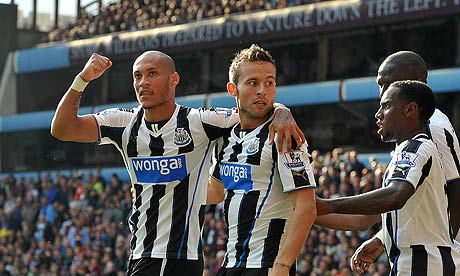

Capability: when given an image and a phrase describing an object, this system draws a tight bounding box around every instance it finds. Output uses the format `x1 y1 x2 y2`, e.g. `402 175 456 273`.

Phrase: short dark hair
389 80 435 123
383 51 428 82
228 44 275 85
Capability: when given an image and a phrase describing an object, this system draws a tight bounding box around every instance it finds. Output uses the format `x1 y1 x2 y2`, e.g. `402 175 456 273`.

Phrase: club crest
246 138 260 155
174 128 192 146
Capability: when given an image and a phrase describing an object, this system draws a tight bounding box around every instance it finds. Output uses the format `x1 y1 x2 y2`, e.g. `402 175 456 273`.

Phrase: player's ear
227 82 238 97
405 102 417 118
171 72 180 86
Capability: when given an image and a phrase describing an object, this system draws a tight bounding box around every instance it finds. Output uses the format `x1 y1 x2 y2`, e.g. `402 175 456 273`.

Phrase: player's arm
314 212 380 231
51 53 112 142
269 188 316 276
317 180 414 215
207 177 224 205
270 104 305 152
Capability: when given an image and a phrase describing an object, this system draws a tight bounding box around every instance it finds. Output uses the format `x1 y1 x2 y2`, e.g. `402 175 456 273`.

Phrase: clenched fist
79 53 113 82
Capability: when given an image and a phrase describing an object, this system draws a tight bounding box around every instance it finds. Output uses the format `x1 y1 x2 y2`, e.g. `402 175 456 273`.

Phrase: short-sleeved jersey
381 133 460 275
92 104 238 260
428 109 460 182
211 115 316 269
428 109 460 243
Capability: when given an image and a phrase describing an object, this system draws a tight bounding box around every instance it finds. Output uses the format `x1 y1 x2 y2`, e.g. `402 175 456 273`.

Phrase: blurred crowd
48 0 323 42
0 148 390 276
0 170 132 276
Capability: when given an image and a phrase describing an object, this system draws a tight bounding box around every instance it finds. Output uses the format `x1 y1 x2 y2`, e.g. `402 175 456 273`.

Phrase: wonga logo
220 163 253 192
132 156 187 183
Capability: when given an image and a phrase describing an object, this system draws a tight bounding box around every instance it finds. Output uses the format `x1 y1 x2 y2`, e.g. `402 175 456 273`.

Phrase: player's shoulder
198 106 238 117
400 133 436 153
96 105 139 115
429 109 453 129
393 135 436 168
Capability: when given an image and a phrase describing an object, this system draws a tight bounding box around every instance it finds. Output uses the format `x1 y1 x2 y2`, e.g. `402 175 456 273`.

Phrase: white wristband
71 75 89 93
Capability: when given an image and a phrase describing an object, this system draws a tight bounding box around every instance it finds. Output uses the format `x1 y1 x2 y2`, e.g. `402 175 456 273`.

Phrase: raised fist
79 53 113 82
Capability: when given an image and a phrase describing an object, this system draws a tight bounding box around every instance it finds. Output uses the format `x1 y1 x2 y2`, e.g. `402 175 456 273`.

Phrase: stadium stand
48 0 322 42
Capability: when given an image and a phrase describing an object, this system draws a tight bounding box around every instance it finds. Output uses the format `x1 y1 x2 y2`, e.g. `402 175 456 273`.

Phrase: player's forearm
315 214 380 231
206 178 224 205
325 183 412 215
275 197 316 266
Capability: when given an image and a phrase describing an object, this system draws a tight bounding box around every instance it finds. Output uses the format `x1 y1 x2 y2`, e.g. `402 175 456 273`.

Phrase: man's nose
256 84 264 94
139 76 149 86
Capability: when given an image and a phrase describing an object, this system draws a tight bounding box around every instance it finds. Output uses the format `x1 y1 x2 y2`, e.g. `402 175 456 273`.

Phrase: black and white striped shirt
428 109 460 244
93 104 238 260
382 133 460 275
211 115 316 268
428 109 460 183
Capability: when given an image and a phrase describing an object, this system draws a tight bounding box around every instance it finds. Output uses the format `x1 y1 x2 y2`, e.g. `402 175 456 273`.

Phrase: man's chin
141 102 156 109
381 134 396 143
254 107 272 117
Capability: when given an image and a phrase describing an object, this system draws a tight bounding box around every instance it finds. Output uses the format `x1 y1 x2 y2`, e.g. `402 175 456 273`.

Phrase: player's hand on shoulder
79 53 113 82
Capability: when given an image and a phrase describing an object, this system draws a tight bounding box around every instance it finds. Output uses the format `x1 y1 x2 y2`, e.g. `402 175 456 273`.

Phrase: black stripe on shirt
410 245 427 275
127 109 144 157
246 123 270 166
149 134 165 156
177 106 194 154
167 175 190 258
100 126 125 150
222 190 234 269
444 129 460 175
234 190 260 267
224 190 235 233
386 212 400 272
212 136 230 181
229 142 243 162
129 183 144 253
416 157 432 190
203 123 233 141
438 246 456 276
261 218 286 265
402 139 423 153
142 184 166 255
197 205 205 256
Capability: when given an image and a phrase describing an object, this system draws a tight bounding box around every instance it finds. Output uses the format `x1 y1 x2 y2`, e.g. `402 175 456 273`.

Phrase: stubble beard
138 77 170 110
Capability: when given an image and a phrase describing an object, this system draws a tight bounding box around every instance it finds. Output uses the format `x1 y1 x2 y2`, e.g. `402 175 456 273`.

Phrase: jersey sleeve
387 139 435 190
199 107 239 141
210 137 224 182
92 107 137 146
429 122 460 182
276 137 316 193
